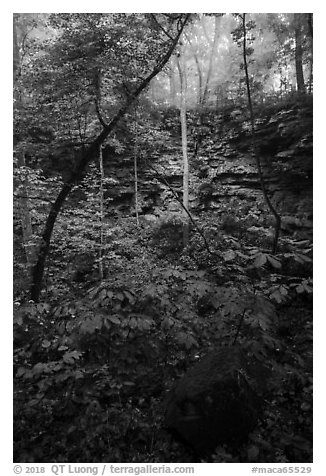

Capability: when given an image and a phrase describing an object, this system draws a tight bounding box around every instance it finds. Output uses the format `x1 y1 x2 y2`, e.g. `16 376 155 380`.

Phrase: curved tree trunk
30 15 190 301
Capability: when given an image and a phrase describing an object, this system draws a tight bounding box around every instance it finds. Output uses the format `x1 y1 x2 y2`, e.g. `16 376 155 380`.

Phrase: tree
98 145 105 281
13 14 35 273
184 31 203 106
176 51 190 246
133 106 140 227
238 13 281 253
25 13 191 302
293 13 305 93
264 13 312 96
200 15 221 107
306 13 313 93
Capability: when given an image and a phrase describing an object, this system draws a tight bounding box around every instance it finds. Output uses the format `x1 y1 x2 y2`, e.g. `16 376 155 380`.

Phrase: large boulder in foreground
164 346 266 455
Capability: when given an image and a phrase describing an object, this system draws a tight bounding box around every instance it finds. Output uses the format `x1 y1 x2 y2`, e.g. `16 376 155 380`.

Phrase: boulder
164 346 264 455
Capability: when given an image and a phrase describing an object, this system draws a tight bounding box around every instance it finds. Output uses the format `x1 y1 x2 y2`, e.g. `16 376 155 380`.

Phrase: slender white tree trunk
176 54 189 246
134 155 139 227
133 108 140 226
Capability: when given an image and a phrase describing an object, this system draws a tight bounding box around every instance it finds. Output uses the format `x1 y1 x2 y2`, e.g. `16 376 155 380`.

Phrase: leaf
33 363 46 375
255 312 271 331
267 255 282 269
270 289 283 303
248 248 260 255
99 289 108 301
236 251 251 260
14 315 23 326
129 317 138 329
63 351 81 364
253 253 267 267
294 253 312 263
56 322 66 335
256 295 275 317
93 314 103 329
16 367 26 378
41 339 51 348
58 345 69 351
108 315 121 325
74 370 84 380
161 317 175 330
302 282 313 293
116 292 125 301
123 290 135 303
176 332 198 349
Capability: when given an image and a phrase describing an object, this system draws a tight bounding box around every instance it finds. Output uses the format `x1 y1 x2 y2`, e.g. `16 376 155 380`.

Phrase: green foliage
14 237 312 462
14 13 312 463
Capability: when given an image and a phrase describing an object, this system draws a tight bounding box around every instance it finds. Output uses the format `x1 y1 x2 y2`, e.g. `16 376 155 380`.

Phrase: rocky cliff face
101 98 313 236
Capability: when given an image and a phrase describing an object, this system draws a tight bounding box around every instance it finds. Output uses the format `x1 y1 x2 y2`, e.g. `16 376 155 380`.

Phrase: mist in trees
13 12 313 465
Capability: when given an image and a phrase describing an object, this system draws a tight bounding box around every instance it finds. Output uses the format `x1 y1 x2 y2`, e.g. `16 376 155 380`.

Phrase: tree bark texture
294 14 305 93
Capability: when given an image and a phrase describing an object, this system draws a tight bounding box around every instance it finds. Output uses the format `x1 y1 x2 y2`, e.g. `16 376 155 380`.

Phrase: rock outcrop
164 346 267 456
99 99 312 239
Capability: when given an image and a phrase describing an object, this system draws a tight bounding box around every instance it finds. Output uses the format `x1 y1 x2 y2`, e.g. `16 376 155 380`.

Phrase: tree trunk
14 14 35 274
294 13 305 93
306 14 313 94
241 13 281 254
189 17 220 157
201 16 220 106
176 55 189 247
185 34 204 156
98 145 105 281
13 14 20 79
185 32 203 106
30 15 190 301
169 69 176 106
134 108 140 227
17 154 35 272
150 77 156 102
307 13 313 38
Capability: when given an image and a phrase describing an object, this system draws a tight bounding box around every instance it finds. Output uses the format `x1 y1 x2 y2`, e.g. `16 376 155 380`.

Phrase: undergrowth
14 212 312 463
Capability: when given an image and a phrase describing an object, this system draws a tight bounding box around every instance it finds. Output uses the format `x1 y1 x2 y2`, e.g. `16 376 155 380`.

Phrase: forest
13 13 313 463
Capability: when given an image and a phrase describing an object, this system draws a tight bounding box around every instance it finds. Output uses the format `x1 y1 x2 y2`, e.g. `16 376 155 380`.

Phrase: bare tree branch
143 158 221 259
149 14 174 41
